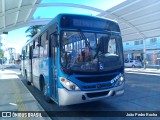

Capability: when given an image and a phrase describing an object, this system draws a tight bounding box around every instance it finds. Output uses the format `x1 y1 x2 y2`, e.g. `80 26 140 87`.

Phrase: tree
0 49 4 58
25 25 43 38
0 49 4 64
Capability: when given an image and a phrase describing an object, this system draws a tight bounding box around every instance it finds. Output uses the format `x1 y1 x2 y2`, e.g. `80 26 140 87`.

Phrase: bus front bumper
58 83 124 106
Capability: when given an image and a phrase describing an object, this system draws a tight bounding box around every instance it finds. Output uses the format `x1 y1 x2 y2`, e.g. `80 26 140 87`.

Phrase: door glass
50 33 58 100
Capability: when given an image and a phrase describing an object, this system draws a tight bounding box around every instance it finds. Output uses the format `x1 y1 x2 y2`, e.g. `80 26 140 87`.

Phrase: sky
4 0 126 54
5 27 28 53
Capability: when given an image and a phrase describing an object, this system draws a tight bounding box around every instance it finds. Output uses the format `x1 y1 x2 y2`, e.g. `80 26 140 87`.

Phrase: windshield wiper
78 30 91 49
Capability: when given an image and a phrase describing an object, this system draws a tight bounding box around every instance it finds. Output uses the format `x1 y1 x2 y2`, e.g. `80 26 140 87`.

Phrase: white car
124 60 142 68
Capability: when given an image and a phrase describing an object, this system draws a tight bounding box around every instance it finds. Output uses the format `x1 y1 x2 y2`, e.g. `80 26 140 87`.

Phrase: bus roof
23 14 120 49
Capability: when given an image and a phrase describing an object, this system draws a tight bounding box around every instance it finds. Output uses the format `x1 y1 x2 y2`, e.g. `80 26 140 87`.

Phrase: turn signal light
60 78 65 82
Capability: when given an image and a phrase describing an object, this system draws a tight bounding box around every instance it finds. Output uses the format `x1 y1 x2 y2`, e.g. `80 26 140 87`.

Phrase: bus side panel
39 58 51 97
32 58 40 90
24 59 31 82
21 59 25 77
32 57 50 95
48 57 53 99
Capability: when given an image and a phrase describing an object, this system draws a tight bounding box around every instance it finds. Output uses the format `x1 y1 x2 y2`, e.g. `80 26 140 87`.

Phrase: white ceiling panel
122 2 160 21
137 21 160 32
101 14 117 21
0 0 42 34
119 23 130 29
0 1 2 13
121 28 136 36
21 0 34 6
99 0 160 41
5 0 19 11
111 0 159 16
122 33 143 41
129 12 160 26
5 12 17 26
0 17 4 28
142 29 160 38
17 9 31 23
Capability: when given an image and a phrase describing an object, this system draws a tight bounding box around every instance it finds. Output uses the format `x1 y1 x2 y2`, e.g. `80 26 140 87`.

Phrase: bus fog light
60 77 80 91
70 85 79 90
116 90 124 95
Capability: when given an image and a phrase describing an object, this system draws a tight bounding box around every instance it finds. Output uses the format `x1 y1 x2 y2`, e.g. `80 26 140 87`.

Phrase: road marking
12 79 30 120
126 71 160 76
9 103 17 106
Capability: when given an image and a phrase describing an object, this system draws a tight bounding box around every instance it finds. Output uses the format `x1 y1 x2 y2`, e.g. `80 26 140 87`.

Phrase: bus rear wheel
41 78 51 103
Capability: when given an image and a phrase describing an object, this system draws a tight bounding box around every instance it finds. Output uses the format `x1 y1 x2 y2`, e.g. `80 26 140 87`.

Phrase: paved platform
0 69 51 120
125 68 160 76
125 68 160 72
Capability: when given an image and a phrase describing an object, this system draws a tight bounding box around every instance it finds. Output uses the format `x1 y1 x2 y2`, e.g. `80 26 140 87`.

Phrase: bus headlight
60 77 80 91
115 75 125 87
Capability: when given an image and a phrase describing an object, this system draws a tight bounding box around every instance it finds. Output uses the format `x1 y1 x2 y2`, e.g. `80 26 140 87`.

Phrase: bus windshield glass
60 31 123 73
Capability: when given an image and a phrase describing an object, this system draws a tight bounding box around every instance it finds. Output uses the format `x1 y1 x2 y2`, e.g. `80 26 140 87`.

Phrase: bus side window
22 49 25 60
26 45 29 60
33 41 35 49
40 32 48 58
33 38 39 58
29 42 33 59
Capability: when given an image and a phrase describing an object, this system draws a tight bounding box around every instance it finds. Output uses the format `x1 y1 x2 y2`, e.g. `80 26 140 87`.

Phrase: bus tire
25 70 31 85
41 77 51 103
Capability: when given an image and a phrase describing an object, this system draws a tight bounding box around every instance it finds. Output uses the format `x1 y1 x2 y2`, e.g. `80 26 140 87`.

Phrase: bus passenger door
21 49 25 76
50 33 58 100
29 46 33 83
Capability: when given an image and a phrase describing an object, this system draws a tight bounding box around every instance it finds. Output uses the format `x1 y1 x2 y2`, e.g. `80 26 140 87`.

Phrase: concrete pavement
0 69 51 120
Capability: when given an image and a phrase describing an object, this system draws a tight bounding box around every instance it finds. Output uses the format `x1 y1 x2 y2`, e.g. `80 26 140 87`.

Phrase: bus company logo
2 112 11 117
96 84 102 89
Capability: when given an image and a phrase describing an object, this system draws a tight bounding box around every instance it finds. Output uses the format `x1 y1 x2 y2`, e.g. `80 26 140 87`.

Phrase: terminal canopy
0 0 160 41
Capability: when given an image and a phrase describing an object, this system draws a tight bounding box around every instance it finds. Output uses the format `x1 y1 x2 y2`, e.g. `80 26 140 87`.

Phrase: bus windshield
60 31 123 73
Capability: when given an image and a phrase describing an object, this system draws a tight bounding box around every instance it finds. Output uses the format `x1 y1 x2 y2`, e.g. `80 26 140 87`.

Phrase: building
0 34 6 64
123 37 160 67
5 47 16 63
0 34 6 50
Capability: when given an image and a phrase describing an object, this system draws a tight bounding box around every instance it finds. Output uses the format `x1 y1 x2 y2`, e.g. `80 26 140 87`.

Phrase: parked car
124 60 142 68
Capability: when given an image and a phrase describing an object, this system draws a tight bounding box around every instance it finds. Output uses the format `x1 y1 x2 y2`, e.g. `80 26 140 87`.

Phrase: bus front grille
86 91 109 98
83 83 112 90
76 74 116 83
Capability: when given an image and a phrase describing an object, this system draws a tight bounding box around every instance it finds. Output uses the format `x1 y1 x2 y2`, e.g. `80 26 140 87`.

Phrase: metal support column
143 39 146 69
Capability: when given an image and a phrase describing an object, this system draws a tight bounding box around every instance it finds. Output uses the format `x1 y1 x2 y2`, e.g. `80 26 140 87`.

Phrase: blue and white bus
21 14 125 106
